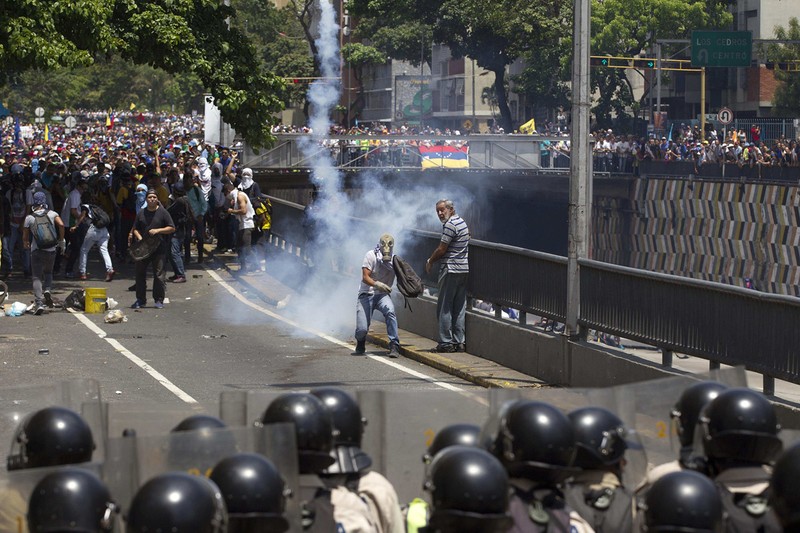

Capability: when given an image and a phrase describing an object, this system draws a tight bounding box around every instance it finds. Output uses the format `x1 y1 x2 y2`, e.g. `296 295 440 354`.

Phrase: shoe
154 301 164 309
387 343 401 358
127 284 137 291
43 291 54 308
432 344 456 353
79 273 88 281
33 305 45 316
105 270 115 282
168 274 178 281
456 343 466 352
131 300 145 309
353 339 366 355
171 276 186 283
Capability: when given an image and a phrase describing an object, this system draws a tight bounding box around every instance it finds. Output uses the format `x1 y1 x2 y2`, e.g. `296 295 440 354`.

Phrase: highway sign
34 107 45 117
718 107 734 125
691 31 752 67
65 116 77 128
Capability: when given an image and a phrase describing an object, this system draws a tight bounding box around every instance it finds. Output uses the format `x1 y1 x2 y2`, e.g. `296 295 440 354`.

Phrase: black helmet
643 470 722 532
7 406 95 471
771 443 800 529
568 406 630 469
424 446 512 533
126 472 227 533
172 414 227 433
169 414 238 469
671 381 728 448
260 392 335 474
210 453 290 533
28 467 118 532
484 400 576 483
700 388 782 466
310 387 372 474
423 423 482 464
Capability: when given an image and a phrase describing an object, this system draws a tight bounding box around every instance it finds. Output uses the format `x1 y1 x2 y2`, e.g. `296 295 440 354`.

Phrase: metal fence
268 196 800 394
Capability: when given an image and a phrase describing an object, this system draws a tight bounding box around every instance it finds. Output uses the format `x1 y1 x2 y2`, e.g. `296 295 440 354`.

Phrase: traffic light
634 58 655 69
590 56 610 67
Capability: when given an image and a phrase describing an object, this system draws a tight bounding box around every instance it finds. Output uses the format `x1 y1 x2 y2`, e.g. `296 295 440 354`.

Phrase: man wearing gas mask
354 233 400 357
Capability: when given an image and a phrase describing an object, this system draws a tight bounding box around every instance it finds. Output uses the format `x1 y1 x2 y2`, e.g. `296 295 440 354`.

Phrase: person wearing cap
22 192 65 314
130 188 175 309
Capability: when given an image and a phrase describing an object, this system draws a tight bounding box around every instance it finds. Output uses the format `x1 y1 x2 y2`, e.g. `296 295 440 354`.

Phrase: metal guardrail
268 196 798 393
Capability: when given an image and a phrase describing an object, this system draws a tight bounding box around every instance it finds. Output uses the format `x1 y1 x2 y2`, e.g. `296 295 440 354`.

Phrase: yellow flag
44 123 49 142
519 118 537 134
106 114 111 127
130 102 136 110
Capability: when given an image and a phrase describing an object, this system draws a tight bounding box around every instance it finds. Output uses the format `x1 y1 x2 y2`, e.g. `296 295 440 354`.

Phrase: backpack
392 255 424 298
89 204 110 229
31 212 59 249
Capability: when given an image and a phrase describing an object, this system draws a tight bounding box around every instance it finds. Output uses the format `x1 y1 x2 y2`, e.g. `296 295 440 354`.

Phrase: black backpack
89 204 111 228
392 255 424 300
31 212 59 249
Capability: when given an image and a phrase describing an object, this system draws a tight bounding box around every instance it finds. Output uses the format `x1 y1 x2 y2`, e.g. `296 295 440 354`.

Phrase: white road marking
205 267 474 395
71 311 198 404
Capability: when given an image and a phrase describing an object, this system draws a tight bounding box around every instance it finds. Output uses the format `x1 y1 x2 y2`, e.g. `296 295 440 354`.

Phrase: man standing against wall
425 199 470 353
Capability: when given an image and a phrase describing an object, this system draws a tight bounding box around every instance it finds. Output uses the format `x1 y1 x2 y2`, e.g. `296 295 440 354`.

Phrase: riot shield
104 422 299 532
0 379 105 467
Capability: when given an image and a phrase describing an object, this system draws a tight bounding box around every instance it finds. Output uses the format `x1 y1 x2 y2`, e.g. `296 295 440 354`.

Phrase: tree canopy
766 18 800 116
0 0 286 148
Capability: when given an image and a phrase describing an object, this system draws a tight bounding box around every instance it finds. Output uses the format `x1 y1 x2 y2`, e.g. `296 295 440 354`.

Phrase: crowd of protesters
0 114 272 287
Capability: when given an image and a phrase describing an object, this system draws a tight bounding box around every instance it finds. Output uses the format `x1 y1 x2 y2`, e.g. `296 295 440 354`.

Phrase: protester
130 189 175 309
22 191 65 314
354 234 400 357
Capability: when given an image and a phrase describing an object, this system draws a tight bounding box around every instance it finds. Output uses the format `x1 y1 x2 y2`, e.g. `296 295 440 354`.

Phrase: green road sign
691 31 752 67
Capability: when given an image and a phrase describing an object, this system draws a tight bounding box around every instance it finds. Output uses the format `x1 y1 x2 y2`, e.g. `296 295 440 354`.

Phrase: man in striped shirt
425 199 470 353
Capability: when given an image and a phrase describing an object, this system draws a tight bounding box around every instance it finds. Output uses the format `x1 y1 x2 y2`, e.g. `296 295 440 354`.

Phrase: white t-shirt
61 188 82 226
359 250 396 295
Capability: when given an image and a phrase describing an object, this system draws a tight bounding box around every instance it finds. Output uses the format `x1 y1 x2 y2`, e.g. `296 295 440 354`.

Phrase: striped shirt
441 214 469 273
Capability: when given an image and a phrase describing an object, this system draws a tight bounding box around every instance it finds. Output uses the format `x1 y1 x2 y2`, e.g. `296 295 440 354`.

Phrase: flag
44 123 49 142
667 123 673 142
106 109 114 130
130 102 136 110
418 144 470 169
519 118 537 134
13 117 20 146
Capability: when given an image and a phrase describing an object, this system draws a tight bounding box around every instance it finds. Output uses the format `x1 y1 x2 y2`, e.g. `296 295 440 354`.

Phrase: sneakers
168 274 178 281
131 300 145 309
456 343 466 352
154 301 164 309
353 339 366 355
105 270 115 282
387 343 401 358
171 276 186 283
33 305 45 316
79 273 88 281
432 343 456 353
43 291 54 308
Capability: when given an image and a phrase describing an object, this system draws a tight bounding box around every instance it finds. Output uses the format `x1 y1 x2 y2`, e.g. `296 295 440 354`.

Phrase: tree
341 43 387 125
767 18 800 116
0 0 286 148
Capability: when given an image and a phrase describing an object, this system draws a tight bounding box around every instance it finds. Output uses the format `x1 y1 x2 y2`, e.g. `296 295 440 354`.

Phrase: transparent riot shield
0 462 111 533
103 401 217 438
0 379 105 467
104 422 299 532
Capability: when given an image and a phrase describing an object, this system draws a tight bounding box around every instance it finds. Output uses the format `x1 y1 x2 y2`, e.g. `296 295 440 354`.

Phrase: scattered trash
115 390 122 395
201 334 228 339
192 274 203 279
185 297 192 300
5 302 27 317
38 349 49 355
64 289 85 311
104 310 128 323
106 297 119 310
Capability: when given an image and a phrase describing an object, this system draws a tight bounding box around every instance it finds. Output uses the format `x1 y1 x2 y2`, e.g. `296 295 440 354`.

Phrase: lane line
205 267 470 394
71 311 198 404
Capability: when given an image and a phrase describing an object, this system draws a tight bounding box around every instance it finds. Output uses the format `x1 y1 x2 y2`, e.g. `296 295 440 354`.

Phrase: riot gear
568 406 629 469
423 423 481 464
643 470 722 532
700 387 782 466
310 387 372 474
169 413 238 471
770 443 800 530
125 472 227 533
210 452 290 533
484 400 577 483
7 406 95 471
260 392 335 474
27 467 118 532
424 445 512 533
172 414 227 433
671 380 727 449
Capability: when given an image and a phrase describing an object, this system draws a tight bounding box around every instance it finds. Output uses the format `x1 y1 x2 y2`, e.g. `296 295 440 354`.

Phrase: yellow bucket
84 288 107 314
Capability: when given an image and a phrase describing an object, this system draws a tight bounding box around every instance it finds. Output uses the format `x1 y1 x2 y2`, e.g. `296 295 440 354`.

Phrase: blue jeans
437 271 468 346
169 232 185 277
355 293 399 346
2 224 30 273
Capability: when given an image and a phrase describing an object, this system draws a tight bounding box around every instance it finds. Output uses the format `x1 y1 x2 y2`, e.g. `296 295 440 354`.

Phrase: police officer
27 467 118 532
210 452 291 533
700 387 783 532
422 446 512 533
261 391 375 532
770 443 800 532
125 471 227 532
422 423 482 465
168 413 238 476
642 470 723 532
311 386 405 533
482 399 595 532
564 406 636 532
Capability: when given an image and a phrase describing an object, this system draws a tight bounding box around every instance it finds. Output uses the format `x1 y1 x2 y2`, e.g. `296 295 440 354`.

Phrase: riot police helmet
483 399 577 483
7 406 95 471
172 414 227 433
310 387 372 474
770 443 800 530
671 381 728 448
28 467 118 532
568 406 630 469
424 446 512 533
260 392 335 474
125 472 227 533
423 423 482 464
643 470 722 532
700 387 782 466
210 452 290 533
168 413 238 468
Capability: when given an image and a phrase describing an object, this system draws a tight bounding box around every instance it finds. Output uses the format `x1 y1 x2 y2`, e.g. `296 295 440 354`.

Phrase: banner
419 144 469 169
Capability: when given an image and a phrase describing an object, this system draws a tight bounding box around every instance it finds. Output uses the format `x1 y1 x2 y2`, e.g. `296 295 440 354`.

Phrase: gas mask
379 233 395 261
